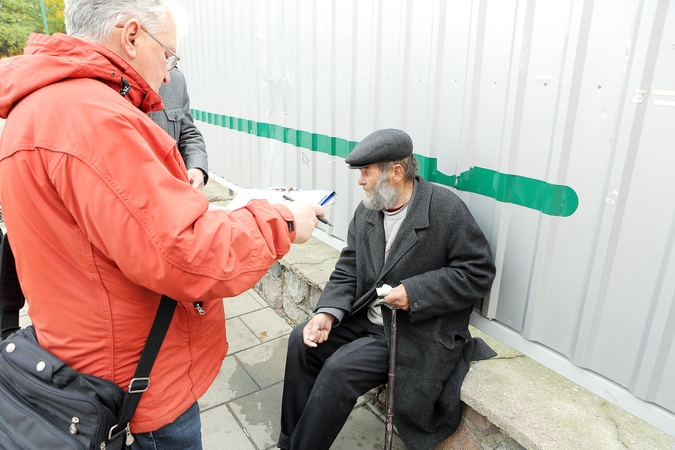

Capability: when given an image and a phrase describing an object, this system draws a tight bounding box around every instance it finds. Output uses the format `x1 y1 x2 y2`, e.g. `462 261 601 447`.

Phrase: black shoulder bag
0 229 177 450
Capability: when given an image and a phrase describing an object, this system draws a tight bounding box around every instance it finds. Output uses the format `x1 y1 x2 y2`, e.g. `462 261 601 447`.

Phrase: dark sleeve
402 194 496 323
176 74 209 184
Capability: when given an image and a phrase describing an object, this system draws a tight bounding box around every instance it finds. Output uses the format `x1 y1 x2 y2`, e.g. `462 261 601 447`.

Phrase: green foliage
45 0 66 35
0 0 65 57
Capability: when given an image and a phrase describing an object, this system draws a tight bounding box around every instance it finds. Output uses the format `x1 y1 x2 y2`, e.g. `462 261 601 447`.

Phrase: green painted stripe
193 110 579 217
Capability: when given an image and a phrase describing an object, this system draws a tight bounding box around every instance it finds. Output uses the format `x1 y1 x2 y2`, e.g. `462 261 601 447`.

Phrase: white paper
225 187 336 212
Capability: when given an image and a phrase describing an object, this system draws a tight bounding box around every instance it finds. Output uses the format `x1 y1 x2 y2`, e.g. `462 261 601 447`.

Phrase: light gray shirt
367 202 410 325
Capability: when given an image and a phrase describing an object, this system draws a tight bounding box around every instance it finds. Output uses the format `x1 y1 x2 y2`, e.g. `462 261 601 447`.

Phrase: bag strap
0 231 25 340
107 294 177 447
118 295 176 425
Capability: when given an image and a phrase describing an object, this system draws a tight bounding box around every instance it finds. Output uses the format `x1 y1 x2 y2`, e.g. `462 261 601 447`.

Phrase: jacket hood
0 33 163 119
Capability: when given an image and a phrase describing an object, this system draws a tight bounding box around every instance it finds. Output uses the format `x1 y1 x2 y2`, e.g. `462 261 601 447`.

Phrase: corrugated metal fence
176 0 675 435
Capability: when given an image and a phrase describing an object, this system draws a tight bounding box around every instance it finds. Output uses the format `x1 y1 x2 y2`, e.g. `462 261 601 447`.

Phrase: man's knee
316 353 348 384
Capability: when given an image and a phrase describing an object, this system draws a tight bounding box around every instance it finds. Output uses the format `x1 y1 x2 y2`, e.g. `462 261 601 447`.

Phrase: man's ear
119 19 142 60
392 164 405 183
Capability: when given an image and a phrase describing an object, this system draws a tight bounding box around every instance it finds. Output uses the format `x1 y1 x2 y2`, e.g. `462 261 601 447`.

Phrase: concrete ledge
253 237 675 450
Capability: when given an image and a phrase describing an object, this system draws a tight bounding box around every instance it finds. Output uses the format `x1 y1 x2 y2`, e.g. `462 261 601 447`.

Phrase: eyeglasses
116 24 180 71
140 26 180 71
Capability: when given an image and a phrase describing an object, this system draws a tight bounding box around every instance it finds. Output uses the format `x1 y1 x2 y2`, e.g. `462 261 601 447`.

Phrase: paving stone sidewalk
199 289 405 450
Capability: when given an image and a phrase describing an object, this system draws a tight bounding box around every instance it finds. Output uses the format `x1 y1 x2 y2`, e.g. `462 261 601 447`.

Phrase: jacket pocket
438 331 468 351
164 107 185 140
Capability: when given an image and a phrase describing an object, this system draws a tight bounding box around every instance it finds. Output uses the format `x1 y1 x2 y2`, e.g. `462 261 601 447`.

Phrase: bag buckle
107 423 133 449
128 377 150 393
108 424 120 441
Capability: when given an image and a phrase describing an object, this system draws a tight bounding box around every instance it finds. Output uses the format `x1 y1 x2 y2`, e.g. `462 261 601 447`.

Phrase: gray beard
363 176 399 211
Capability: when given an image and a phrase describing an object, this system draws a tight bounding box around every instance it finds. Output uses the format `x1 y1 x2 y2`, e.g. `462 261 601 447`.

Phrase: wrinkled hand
382 284 410 311
187 168 205 190
285 201 325 244
302 313 336 347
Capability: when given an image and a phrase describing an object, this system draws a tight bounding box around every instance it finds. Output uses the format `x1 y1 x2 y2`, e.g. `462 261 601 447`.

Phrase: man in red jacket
0 0 322 448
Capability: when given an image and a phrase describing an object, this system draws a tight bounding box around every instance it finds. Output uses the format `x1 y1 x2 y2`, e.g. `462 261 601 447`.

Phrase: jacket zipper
193 302 205 315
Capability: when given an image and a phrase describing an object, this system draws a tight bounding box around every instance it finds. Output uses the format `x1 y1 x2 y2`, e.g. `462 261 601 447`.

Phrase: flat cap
345 129 413 169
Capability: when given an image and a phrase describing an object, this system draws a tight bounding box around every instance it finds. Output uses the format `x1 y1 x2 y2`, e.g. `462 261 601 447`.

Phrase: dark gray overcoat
315 177 496 450
148 68 209 181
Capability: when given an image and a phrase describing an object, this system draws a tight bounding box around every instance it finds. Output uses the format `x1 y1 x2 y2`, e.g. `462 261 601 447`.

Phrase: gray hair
378 156 419 182
65 0 189 44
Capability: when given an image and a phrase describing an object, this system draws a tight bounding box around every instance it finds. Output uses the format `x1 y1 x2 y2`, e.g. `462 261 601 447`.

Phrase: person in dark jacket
278 128 497 450
149 68 208 189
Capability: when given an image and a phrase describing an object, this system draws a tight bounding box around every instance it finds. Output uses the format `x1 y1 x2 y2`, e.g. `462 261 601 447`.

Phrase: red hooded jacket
0 33 295 433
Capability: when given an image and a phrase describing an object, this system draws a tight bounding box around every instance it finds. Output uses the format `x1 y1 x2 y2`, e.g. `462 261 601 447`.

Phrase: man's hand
302 313 336 347
285 201 325 244
383 284 410 310
187 168 205 190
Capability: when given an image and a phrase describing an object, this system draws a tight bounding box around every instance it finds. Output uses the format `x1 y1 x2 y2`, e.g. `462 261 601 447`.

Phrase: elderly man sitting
278 128 497 450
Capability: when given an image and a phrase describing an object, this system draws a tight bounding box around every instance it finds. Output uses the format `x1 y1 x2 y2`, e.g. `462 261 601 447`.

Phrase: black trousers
278 310 390 450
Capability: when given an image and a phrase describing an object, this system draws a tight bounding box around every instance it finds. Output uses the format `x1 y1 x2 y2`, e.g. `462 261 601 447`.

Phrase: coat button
414 303 419 308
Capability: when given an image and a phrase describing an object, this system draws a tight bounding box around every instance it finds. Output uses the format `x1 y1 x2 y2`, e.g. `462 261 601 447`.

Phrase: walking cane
376 285 399 450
